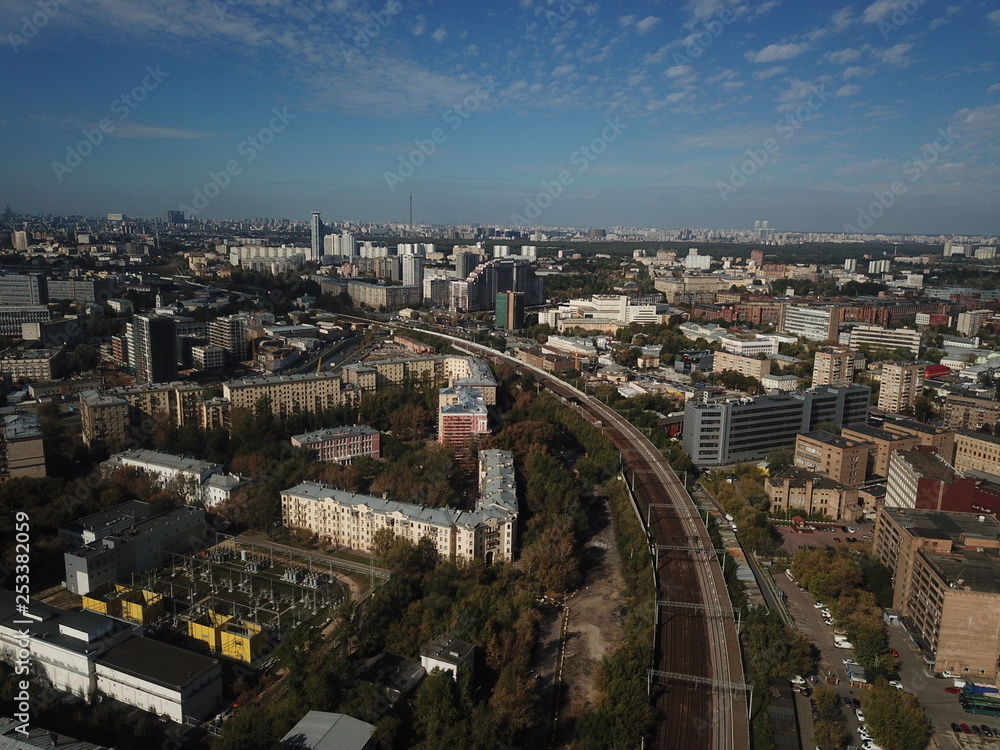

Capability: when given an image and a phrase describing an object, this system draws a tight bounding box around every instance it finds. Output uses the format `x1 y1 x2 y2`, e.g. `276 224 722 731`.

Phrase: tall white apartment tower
402 255 424 289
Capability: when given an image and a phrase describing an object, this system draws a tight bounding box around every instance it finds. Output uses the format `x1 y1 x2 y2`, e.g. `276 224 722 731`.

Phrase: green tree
864 683 929 750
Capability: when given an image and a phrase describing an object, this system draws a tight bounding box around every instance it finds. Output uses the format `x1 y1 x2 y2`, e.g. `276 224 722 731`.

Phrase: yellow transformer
220 619 268 663
187 610 231 652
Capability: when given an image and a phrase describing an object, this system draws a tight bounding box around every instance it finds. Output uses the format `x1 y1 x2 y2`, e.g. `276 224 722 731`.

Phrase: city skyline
3 0 999 234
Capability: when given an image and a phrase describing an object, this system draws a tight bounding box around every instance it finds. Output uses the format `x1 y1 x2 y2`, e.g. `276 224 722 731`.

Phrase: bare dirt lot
551 495 628 746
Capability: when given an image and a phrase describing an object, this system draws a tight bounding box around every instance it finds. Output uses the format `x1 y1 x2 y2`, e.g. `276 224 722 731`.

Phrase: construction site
82 536 387 664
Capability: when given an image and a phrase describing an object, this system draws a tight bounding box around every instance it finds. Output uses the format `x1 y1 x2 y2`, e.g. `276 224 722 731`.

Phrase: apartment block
712 350 770 382
840 424 920 477
282 449 517 564
883 448 1000 515
812 348 858 387
80 391 130 447
346 280 421 311
848 325 922 356
290 425 381 463
793 431 870 487
873 507 1000 682
943 394 1000 432
223 371 350 417
0 413 45 480
780 305 840 343
765 466 860 520
878 363 925 414
882 418 955 458
952 429 1000 478
0 347 65 382
438 387 490 446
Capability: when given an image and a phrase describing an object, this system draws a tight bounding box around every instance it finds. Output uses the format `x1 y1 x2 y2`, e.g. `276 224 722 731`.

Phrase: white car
790 675 806 685
889 680 903 690
862 742 882 750
942 671 959 679
855 708 865 723
843 658 859 666
859 727 873 741
814 602 826 609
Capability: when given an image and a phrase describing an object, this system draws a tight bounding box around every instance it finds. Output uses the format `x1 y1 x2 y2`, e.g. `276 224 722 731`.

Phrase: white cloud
635 16 662 35
753 66 786 80
843 66 873 80
861 0 897 24
466 44 478 55
552 64 576 77
874 43 914 67
989 10 1000 24
722 81 744 91
431 27 447 42
107 123 215 139
665 64 694 78
829 6 855 31
835 84 861 98
411 15 426 36
989 84 1000 94
825 48 862 64
745 43 809 64
619 15 636 27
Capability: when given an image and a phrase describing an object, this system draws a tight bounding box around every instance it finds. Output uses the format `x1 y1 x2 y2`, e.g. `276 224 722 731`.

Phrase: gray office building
682 385 870 467
0 273 46 307
63 505 207 595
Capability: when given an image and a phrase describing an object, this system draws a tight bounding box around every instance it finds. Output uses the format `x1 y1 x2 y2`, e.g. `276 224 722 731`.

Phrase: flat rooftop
883 506 1000 542
97 636 219 690
894 449 960 483
799 430 868 449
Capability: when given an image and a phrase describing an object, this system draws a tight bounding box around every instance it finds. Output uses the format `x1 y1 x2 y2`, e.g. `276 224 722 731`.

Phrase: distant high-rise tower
167 210 185 226
495 290 525 330
402 255 424 289
310 212 324 261
131 314 177 384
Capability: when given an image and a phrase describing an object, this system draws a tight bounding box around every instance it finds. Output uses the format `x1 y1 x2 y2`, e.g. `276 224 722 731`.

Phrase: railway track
383 328 749 750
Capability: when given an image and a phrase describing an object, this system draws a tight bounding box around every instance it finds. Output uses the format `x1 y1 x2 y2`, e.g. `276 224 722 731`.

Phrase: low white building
0 595 134 700
101 449 249 508
420 634 475 679
95 637 223 723
719 334 781 357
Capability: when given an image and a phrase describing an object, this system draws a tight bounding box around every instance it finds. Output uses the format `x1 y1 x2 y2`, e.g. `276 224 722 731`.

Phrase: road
405 328 750 750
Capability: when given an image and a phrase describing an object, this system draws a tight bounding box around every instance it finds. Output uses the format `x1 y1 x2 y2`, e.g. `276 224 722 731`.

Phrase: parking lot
774 571 1000 749
774 520 874 554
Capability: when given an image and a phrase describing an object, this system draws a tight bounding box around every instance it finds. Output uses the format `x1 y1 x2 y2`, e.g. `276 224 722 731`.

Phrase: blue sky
2 0 999 234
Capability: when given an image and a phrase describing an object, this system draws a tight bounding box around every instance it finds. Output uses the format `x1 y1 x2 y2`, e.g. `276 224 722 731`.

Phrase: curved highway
374 324 749 750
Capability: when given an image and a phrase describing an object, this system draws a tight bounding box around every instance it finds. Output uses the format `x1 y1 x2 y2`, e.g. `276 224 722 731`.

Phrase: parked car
945 687 963 694
961 723 973 734
981 725 994 737
889 648 899 657
843 658 859 666
952 723 962 733
842 696 853 708
790 675 806 685
889 681 903 690
855 708 865 723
